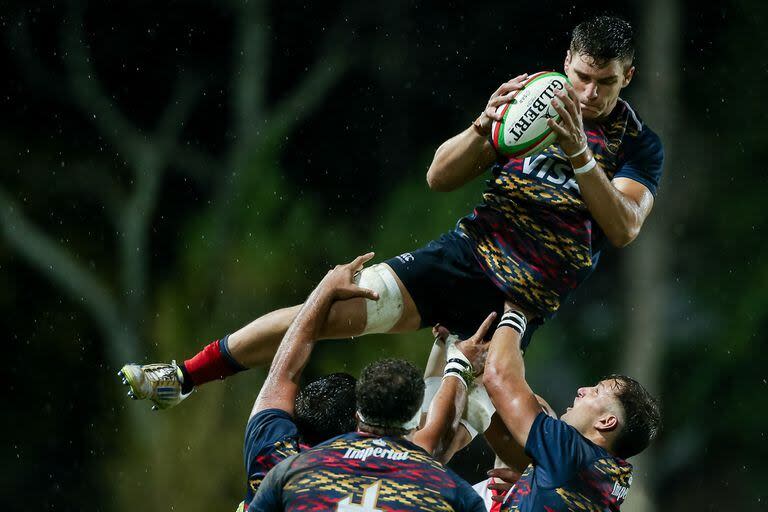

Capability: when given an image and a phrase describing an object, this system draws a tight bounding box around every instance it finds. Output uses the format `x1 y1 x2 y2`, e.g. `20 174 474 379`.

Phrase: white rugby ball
491 71 569 158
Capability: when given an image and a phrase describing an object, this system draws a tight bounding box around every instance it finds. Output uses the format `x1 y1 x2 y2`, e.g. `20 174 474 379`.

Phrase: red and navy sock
179 335 247 393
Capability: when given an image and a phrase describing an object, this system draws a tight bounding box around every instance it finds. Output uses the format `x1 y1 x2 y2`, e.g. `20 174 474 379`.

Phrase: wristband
444 343 474 389
498 310 527 335
573 156 597 175
566 144 588 159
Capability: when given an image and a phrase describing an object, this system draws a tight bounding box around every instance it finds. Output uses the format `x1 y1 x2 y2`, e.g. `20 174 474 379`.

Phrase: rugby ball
491 71 570 158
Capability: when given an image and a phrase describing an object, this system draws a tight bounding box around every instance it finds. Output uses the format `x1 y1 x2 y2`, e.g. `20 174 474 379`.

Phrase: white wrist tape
498 310 527 335
566 144 588 159
573 156 597 175
464 383 495 435
459 418 478 441
421 377 442 414
444 334 473 388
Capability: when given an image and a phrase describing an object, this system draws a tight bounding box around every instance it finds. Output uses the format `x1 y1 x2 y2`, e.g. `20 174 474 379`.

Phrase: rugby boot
118 361 192 410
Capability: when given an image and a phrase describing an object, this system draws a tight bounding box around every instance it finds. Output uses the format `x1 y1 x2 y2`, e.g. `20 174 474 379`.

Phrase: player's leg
119 262 422 409
227 262 420 367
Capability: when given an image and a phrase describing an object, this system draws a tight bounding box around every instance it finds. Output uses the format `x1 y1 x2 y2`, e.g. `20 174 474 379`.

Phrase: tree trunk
622 1 681 511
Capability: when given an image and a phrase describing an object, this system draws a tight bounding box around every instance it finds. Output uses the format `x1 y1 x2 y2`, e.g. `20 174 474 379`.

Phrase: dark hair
356 358 425 434
607 375 661 459
294 372 357 446
570 16 635 68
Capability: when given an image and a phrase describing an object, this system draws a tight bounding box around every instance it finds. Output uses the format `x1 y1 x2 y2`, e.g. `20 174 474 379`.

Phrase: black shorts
385 231 541 350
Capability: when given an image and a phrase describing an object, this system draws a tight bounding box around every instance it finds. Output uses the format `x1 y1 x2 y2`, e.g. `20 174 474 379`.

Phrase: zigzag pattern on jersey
248 438 304 493
580 457 633 504
459 101 636 316
500 465 534 511
283 471 455 511
295 441 452 488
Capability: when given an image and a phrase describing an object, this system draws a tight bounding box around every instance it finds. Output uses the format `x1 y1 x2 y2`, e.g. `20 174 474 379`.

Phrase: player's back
250 431 485 511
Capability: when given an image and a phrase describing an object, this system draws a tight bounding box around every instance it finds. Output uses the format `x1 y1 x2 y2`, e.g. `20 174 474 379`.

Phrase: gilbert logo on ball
491 71 570 158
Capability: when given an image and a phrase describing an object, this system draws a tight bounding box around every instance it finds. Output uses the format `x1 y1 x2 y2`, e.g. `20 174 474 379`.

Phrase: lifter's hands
547 83 589 157
476 74 530 135
318 252 380 302
454 312 497 375
486 468 522 502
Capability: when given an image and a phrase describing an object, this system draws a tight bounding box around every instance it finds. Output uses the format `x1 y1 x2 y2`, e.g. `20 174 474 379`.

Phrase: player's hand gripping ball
491 71 570 158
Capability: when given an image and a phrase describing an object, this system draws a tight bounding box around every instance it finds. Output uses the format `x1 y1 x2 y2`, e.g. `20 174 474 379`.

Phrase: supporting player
249 357 487 511
120 16 664 425
236 253 379 510
482 304 661 509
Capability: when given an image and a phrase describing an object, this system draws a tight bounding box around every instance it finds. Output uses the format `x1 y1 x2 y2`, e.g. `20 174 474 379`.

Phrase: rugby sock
181 335 247 391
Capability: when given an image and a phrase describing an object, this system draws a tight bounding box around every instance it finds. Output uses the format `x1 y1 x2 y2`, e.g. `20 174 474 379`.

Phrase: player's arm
425 75 528 192
548 83 655 248
413 313 496 462
250 253 379 418
248 454 297 511
485 393 557 472
482 304 542 448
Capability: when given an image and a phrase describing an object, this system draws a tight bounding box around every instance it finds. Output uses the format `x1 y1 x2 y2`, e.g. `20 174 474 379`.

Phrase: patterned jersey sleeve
613 124 664 196
248 453 298 512
243 408 300 487
524 413 593 488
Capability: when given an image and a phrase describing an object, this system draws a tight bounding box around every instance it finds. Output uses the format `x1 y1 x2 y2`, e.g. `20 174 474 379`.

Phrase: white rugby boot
118 361 192 410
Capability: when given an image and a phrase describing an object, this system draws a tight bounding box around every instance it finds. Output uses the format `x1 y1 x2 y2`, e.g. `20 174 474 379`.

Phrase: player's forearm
254 288 333 410
413 376 467 462
574 162 643 248
426 127 493 191
269 288 333 380
483 322 538 447
484 326 528 399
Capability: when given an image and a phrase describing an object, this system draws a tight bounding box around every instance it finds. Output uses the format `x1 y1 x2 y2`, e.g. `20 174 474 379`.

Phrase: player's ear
564 50 572 73
594 413 619 433
622 65 635 88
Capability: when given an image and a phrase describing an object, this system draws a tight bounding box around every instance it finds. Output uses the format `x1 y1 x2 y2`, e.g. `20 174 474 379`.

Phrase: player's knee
354 264 404 334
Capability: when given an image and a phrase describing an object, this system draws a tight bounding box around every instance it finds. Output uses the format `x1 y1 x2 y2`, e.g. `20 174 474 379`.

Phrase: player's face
560 379 622 432
563 51 635 121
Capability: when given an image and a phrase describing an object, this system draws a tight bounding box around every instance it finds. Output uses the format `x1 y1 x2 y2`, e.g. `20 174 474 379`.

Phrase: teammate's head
560 375 660 459
294 372 358 446
356 358 425 436
564 15 636 120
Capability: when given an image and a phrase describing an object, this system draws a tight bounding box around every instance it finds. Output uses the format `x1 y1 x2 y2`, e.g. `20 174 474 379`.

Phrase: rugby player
120 16 664 437
482 304 661 510
249 357 487 511
237 253 378 509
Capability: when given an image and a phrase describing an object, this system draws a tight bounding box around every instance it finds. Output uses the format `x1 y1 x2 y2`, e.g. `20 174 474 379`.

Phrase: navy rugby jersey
457 98 664 316
241 408 307 511
501 413 633 511
250 431 486 511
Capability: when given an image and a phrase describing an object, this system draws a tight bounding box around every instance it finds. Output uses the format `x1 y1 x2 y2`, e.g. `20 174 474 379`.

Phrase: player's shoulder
615 99 664 150
246 408 298 439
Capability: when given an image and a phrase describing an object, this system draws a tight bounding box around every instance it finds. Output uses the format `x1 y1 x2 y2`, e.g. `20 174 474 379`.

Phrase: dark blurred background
4 0 766 510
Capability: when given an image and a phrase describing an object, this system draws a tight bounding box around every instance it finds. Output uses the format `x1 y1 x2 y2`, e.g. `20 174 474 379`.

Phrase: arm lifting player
482 303 661 509
238 254 377 509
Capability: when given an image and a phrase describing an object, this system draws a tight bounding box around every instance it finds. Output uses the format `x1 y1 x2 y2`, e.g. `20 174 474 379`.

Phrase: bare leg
227 263 421 368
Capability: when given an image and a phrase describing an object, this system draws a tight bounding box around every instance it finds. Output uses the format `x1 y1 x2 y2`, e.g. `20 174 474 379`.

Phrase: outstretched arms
482 304 542 448
413 312 496 462
250 253 379 419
